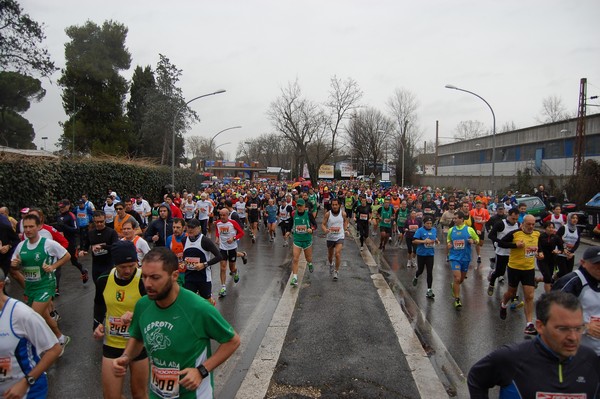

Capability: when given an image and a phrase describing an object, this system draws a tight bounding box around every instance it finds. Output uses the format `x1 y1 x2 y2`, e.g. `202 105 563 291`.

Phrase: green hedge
0 155 196 222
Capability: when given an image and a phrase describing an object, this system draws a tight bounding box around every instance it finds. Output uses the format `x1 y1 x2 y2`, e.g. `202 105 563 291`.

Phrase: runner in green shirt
290 199 317 286
112 247 240 399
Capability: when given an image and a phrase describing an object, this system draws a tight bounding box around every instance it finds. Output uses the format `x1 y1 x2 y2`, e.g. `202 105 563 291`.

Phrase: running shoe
283 240 288 247
290 276 298 287
412 258 417 267
426 289 435 299
500 305 507 320
251 235 256 244
360 246 363 252
329 263 334 275
477 256 481 264
81 269 89 284
333 270 339 280
524 324 538 336
270 237 274 242
412 276 418 287
219 286 227 298
510 297 524 310
241 252 248 264
233 271 240 283
59 335 71 357
406 261 412 268
308 262 314 273
498 276 505 283
54 288 60 297
487 284 494 296
454 298 462 309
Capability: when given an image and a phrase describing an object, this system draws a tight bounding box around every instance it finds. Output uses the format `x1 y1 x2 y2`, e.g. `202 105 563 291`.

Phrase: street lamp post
445 84 496 195
171 89 226 189
208 126 242 163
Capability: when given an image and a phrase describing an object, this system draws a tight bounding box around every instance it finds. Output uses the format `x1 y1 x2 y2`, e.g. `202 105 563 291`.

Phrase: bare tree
499 121 518 133
345 108 394 175
453 120 486 141
237 133 295 169
267 76 361 185
536 95 572 123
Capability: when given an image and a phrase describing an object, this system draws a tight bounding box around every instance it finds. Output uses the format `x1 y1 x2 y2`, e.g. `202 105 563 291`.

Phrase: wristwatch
25 374 36 386
196 364 209 379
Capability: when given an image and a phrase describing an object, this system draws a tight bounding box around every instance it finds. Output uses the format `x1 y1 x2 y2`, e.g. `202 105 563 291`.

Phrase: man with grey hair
553 246 600 356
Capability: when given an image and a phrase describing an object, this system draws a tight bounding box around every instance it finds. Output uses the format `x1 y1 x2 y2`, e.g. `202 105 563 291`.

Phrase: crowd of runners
1 179 598 398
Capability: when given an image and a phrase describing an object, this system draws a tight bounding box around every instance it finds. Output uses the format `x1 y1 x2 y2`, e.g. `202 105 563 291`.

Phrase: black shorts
477 230 485 241
248 213 259 224
103 345 147 361
326 239 344 248
507 267 535 288
280 220 292 234
184 279 212 299
380 227 392 235
219 249 237 263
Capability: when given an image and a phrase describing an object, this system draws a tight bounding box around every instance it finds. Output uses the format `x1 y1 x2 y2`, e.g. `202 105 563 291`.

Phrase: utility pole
573 78 587 175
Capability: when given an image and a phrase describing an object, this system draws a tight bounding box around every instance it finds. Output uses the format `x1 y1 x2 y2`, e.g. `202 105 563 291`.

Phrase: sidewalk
236 228 448 399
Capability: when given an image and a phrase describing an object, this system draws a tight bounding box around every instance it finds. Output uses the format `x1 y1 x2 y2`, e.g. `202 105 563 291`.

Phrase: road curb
234 258 306 399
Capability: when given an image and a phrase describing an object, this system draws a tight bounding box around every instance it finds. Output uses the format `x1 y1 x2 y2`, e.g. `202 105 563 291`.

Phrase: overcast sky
20 0 600 157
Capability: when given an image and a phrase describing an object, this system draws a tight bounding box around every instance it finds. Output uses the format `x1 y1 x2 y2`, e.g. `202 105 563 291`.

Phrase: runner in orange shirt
470 200 490 264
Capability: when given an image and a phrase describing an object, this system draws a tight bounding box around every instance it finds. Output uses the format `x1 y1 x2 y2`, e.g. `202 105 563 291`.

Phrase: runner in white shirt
121 221 151 265
196 193 214 236
321 198 348 280
214 208 245 298
0 270 61 398
234 197 247 230
132 194 151 229
181 194 197 222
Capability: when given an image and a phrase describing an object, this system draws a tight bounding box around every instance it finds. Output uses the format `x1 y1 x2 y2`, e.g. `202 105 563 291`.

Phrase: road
4 222 592 398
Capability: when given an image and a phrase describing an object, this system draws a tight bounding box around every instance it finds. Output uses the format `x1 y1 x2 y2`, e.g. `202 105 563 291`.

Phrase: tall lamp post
171 89 226 189
445 84 496 194
208 126 242 162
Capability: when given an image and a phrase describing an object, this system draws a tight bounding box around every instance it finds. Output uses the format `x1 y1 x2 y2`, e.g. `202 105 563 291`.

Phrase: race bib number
329 226 341 233
0 356 12 382
77 212 87 219
295 225 307 234
219 227 231 235
92 243 108 256
424 241 435 248
409 224 418 231
474 216 483 223
184 257 202 270
279 212 287 218
453 240 465 250
151 364 180 398
250 203 258 209
23 266 41 282
525 247 538 258
535 393 586 399
424 208 432 213
383 218 391 224
108 316 129 338
359 214 368 220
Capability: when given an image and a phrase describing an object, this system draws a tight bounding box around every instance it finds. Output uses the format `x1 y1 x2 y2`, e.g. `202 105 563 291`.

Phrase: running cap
57 199 70 207
20 207 30 214
77 198 85 204
582 246 600 264
296 198 306 206
111 240 137 265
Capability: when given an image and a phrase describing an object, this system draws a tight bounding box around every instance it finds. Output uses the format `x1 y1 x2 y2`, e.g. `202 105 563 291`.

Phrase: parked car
516 195 548 224
584 192 600 234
